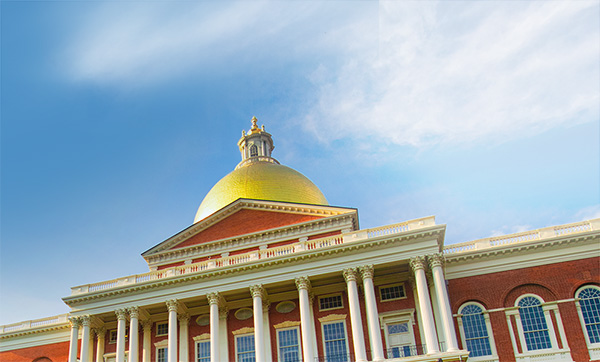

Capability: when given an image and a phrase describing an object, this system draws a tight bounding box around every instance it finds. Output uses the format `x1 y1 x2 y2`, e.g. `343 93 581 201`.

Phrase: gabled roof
142 199 358 260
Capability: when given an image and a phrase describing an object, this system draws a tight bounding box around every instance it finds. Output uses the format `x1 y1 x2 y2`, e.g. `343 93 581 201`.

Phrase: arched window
518 296 552 351
250 145 258 157
576 285 600 345
458 303 496 359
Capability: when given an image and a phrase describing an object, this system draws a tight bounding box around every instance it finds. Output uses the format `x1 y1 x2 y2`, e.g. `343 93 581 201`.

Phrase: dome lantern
237 116 277 169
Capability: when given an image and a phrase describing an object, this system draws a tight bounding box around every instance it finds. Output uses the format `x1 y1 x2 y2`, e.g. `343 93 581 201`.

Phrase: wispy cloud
304 1 599 148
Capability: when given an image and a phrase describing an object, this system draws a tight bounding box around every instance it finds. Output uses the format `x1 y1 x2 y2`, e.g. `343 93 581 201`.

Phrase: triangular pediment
141 199 357 261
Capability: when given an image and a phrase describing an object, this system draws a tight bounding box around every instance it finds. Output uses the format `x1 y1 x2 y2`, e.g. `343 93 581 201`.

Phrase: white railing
70 216 437 296
0 314 69 334
444 218 599 255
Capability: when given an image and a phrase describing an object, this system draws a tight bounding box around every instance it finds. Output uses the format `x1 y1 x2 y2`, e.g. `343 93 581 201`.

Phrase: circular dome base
194 161 328 222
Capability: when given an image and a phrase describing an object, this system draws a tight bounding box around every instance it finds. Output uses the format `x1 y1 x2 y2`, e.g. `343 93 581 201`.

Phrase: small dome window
250 145 258 157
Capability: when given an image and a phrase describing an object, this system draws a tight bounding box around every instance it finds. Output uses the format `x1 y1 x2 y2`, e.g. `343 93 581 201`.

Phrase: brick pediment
173 209 323 249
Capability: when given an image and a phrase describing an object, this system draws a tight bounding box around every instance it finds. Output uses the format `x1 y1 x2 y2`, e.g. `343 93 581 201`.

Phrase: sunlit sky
1 1 598 325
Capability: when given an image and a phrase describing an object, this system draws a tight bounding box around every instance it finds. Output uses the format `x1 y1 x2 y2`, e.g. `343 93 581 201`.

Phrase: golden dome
194 161 328 222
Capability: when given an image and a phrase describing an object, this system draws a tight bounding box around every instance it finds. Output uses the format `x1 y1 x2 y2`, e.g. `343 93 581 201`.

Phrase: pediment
141 199 357 259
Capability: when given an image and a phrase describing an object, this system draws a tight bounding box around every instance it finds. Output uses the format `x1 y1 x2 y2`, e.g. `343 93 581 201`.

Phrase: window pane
578 287 600 343
278 328 300 362
380 285 405 301
236 335 255 362
197 341 210 362
323 322 348 362
319 295 343 310
460 304 492 357
158 348 167 362
518 297 552 351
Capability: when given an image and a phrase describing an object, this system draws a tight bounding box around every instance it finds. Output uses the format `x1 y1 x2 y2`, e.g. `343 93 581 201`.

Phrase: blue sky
1 1 598 325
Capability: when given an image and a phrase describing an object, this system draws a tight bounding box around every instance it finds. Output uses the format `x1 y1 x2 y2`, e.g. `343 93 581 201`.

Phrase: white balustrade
65 215 451 297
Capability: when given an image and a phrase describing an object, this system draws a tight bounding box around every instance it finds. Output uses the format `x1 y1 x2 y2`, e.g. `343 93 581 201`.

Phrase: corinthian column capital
207 292 221 306
178 313 190 325
165 299 179 312
249 284 265 299
343 268 358 283
359 265 374 280
409 256 427 272
295 276 311 291
140 319 153 332
128 306 140 319
80 315 91 327
428 253 445 269
115 309 128 321
93 326 106 338
68 316 81 328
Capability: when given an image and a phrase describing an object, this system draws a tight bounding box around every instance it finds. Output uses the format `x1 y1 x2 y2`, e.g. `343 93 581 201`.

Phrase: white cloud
575 205 600 221
303 1 600 148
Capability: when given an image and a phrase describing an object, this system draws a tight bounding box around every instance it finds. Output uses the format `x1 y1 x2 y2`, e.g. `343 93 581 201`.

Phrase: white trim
155 345 167 362
155 322 168 337
380 311 417 359
456 302 499 362
275 326 302 362
575 285 600 360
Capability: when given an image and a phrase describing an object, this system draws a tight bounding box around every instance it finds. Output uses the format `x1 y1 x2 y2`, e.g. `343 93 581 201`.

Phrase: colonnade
67 253 458 362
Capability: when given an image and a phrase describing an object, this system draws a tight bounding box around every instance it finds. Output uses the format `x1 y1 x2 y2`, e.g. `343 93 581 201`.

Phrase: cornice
142 200 357 258
445 232 599 264
0 324 70 339
63 226 444 306
145 213 356 267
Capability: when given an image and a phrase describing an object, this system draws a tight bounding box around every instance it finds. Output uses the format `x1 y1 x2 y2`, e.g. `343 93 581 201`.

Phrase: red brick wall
0 340 70 362
175 210 324 249
448 257 599 362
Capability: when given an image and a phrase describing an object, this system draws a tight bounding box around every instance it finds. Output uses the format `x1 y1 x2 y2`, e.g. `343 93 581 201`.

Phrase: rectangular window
236 334 255 362
157 347 167 362
196 341 210 362
277 328 300 362
319 294 343 311
109 328 129 343
380 284 406 301
322 321 348 362
156 323 168 336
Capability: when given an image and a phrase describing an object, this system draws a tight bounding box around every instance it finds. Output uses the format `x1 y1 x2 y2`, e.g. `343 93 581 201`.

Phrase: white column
429 254 459 352
68 317 81 362
166 300 179 362
343 268 367 362
128 307 140 362
207 293 221 362
178 313 190 362
250 285 265 362
218 307 229 362
410 257 440 354
262 302 272 362
295 277 315 362
88 331 95 362
95 327 106 362
80 316 92 362
115 309 128 362
141 320 152 362
359 265 384 361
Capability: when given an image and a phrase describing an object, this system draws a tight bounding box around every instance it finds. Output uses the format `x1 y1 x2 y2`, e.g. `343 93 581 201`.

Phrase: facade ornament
128 306 139 319
68 316 81 328
207 292 221 306
80 315 91 327
218 306 229 320
93 326 106 338
428 253 445 269
165 299 179 312
140 320 152 332
343 268 359 283
115 309 127 321
249 284 265 299
409 256 427 272
262 299 271 312
359 265 374 280
178 313 190 325
295 276 311 291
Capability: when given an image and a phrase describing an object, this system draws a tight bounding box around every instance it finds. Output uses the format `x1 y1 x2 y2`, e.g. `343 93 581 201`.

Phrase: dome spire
237 116 278 169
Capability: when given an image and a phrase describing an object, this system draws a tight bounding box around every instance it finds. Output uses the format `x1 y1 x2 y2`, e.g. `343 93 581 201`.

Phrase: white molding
456 302 499 361
574 285 600 359
0 328 70 351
